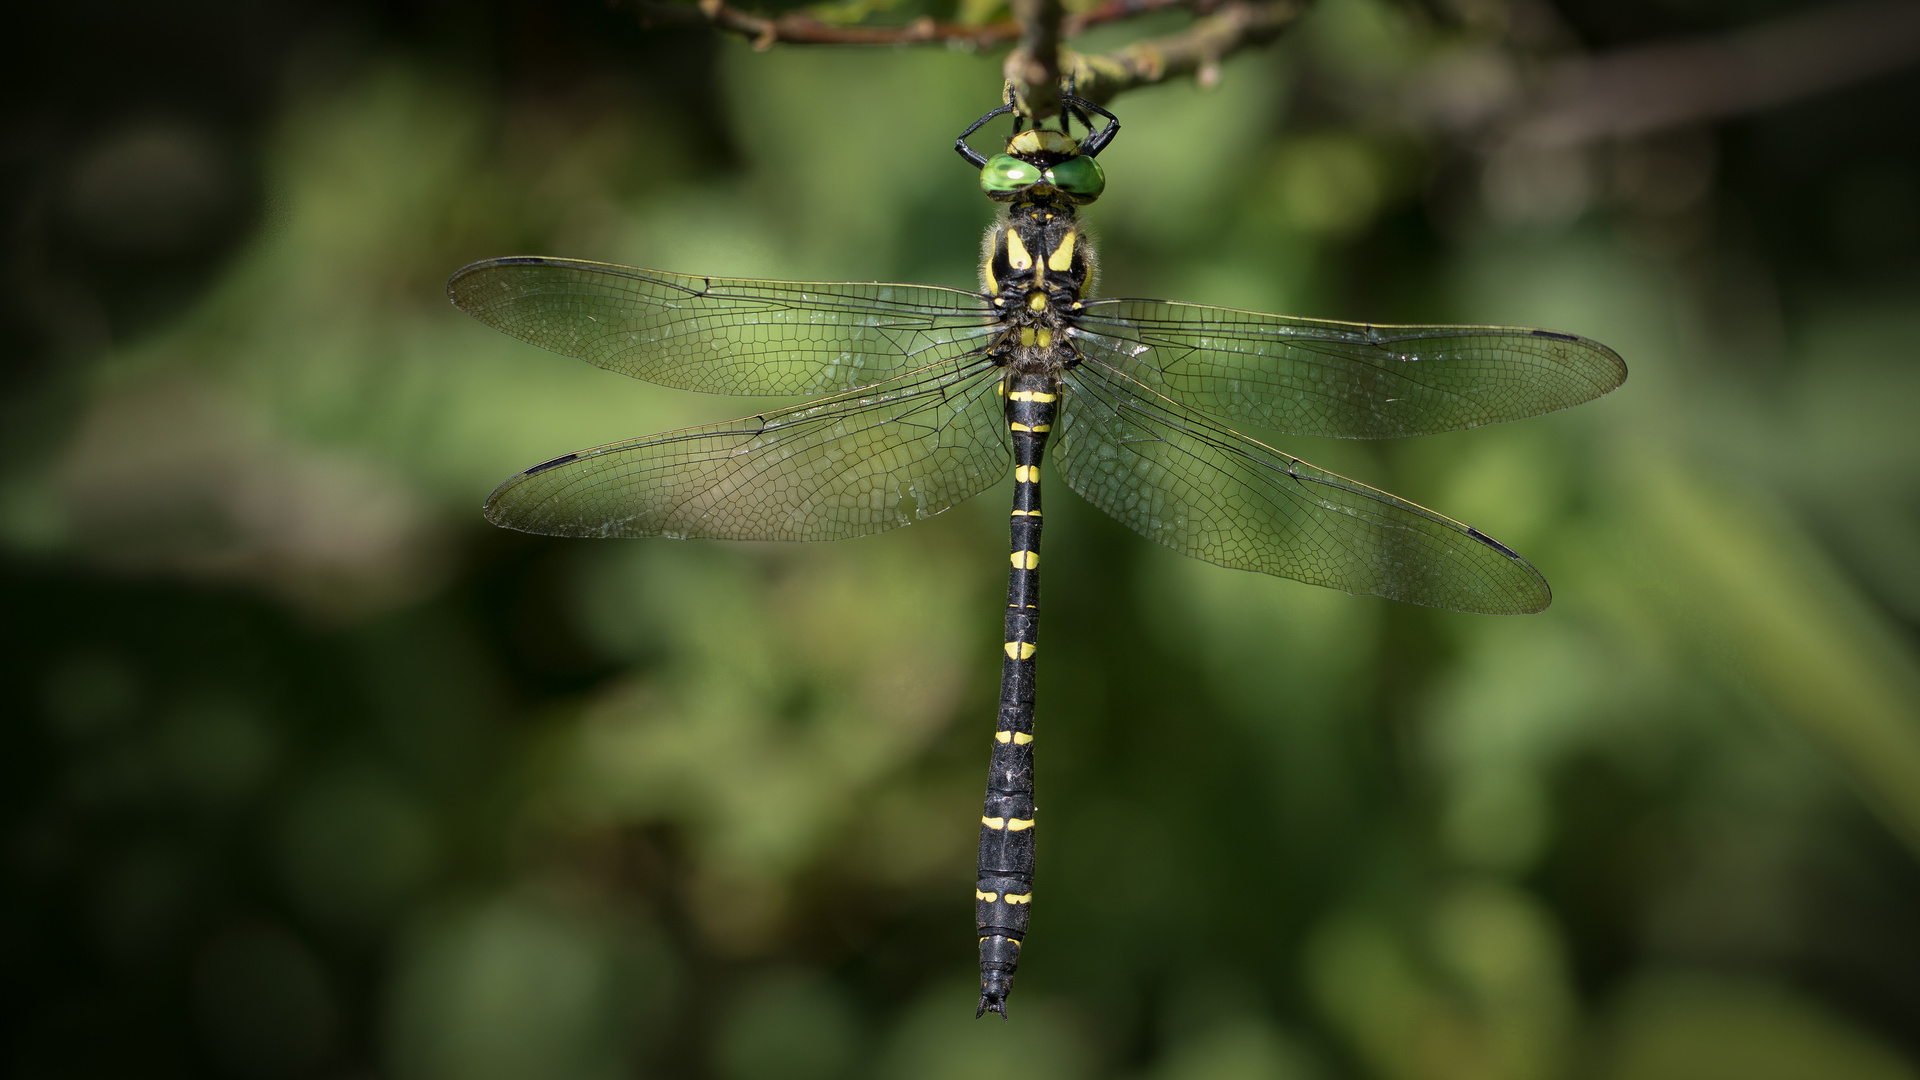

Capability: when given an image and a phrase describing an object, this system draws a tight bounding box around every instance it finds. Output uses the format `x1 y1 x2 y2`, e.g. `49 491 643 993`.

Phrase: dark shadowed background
7 1 1920 1078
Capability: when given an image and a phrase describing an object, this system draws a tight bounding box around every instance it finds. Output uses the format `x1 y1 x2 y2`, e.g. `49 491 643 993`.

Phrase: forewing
1072 298 1625 439
486 358 1009 540
449 256 998 396
1054 360 1551 614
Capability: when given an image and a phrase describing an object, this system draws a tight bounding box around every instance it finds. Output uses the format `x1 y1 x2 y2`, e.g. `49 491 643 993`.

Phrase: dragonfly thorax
983 207 1093 302
984 206 1091 377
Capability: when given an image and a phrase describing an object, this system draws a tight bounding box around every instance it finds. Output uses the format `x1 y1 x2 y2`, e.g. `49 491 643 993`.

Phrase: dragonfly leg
1062 94 1120 156
955 102 1017 167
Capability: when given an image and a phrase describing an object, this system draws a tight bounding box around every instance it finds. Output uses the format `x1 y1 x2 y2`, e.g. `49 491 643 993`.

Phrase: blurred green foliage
7 1 1920 1078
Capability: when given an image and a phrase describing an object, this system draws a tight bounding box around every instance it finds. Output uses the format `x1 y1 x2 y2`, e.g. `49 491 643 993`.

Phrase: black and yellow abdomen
975 369 1056 1014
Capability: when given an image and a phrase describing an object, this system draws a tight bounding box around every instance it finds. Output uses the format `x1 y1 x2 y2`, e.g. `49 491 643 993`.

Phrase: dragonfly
448 93 1626 1018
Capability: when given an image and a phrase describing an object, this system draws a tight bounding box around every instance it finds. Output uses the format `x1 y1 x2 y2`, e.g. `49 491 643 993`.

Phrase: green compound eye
1043 155 1106 201
980 154 1041 197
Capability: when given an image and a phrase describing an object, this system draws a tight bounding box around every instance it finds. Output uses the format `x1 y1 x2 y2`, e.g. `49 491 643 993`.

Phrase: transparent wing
1054 357 1551 614
449 256 999 396
1071 298 1626 439
485 357 1009 540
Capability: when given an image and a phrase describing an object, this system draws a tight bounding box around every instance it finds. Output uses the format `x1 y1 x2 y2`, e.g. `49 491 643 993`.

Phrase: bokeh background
8 0 1920 1077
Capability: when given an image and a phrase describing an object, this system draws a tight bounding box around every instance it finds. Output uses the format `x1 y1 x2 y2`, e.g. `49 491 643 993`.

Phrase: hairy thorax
983 194 1096 380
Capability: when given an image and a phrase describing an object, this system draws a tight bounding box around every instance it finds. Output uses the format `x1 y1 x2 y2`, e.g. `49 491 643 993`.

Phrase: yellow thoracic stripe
1007 390 1058 402
1028 292 1047 310
1011 550 1039 569
1048 230 1077 271
1004 641 1037 659
1005 229 1032 270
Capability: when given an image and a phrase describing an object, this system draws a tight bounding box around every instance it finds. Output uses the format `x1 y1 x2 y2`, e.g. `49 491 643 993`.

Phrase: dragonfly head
979 128 1106 204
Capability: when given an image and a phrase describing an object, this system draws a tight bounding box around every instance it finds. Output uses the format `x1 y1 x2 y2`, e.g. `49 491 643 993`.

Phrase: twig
1005 0 1067 120
627 0 1200 51
625 0 1300 104
1070 0 1302 103
630 0 1008 48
